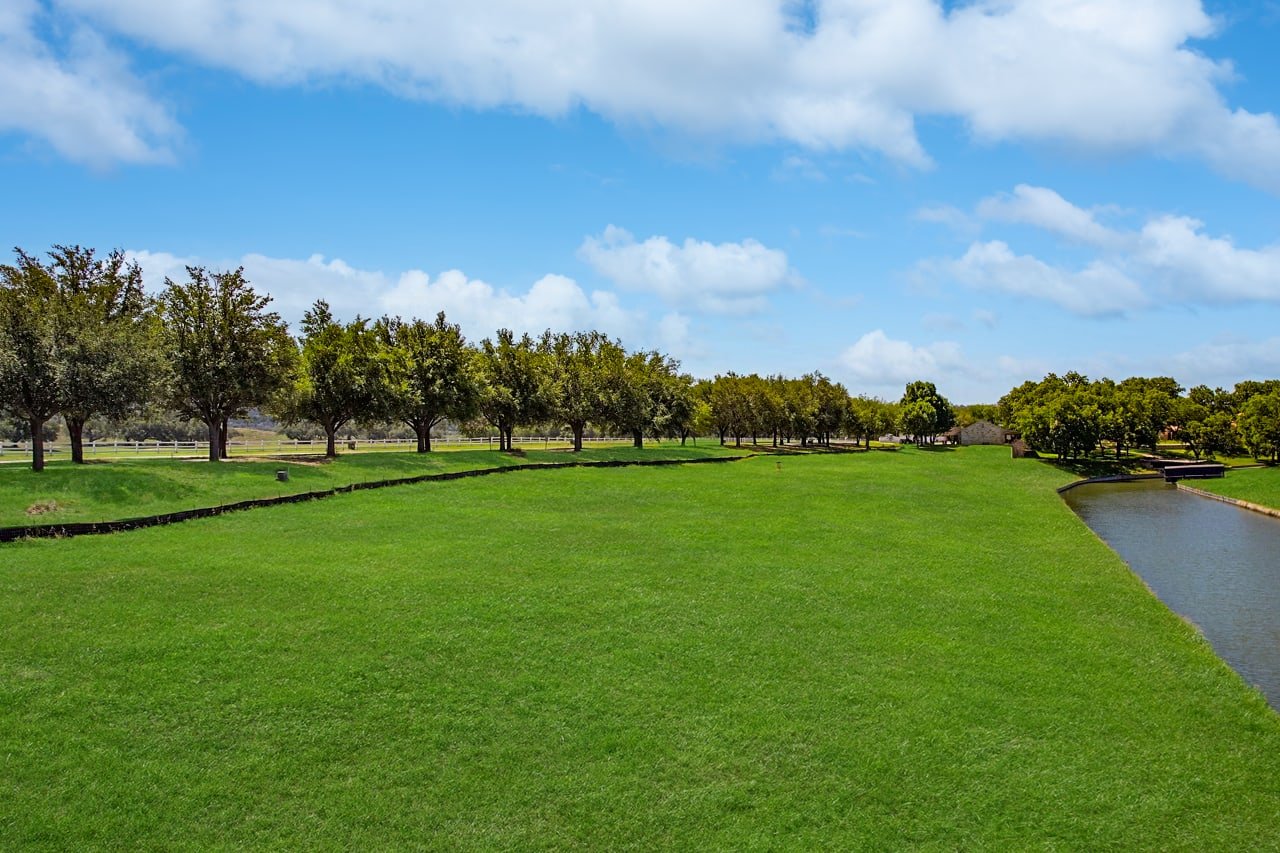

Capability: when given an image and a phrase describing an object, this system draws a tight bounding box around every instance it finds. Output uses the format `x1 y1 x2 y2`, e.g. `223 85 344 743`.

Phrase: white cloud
932 185 1280 315
577 225 794 314
128 250 640 342
1136 215 1280 303
1170 337 1280 384
0 0 177 166
36 0 1280 186
914 204 979 235
976 184 1123 248
946 241 1146 317
838 329 963 386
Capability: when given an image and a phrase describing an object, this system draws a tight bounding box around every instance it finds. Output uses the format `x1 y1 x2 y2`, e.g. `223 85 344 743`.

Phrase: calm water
1063 479 1280 708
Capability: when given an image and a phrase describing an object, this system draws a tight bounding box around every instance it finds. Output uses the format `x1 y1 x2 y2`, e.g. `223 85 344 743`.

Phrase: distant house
940 426 962 445
959 420 1008 446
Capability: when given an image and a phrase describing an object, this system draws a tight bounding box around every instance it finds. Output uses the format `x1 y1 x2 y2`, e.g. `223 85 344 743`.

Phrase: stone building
959 419 1008 446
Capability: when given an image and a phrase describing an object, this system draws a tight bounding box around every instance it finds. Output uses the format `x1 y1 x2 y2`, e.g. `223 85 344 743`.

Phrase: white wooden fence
0 435 625 459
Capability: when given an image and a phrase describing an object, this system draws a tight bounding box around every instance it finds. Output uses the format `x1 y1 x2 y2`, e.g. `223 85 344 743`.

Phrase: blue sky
3 0 1280 402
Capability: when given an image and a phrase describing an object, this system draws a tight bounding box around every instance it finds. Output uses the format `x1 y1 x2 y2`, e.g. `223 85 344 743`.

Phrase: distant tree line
999 373 1280 462
13 245 1277 474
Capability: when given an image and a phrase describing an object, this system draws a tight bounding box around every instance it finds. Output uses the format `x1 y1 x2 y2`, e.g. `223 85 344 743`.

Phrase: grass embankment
1188 465 1280 512
0 444 742 528
2 447 1278 848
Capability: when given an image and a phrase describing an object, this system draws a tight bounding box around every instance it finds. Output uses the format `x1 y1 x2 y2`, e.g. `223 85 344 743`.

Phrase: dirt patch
26 499 62 516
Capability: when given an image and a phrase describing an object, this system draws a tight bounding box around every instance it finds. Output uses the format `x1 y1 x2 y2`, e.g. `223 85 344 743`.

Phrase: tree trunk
219 417 230 459
423 426 433 452
207 418 220 462
29 416 46 472
632 430 643 449
412 422 429 453
67 416 86 464
325 427 337 458
572 423 584 452
718 429 727 446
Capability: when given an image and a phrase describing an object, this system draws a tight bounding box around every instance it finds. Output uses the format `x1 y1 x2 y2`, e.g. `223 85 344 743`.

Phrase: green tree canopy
381 311 479 452
160 266 295 462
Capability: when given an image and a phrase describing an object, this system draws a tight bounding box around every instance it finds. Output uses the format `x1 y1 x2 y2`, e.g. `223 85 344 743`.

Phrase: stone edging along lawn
1175 483 1280 520
0 454 754 544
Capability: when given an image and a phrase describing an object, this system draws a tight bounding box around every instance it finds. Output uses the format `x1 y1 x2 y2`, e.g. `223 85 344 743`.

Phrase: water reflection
1063 479 1280 708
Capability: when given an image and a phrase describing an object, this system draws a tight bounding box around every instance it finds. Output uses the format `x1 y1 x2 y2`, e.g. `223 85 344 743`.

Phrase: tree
160 266 295 462
48 245 162 464
476 329 545 452
602 347 675 448
0 250 61 471
285 301 385 458
899 380 954 444
381 312 479 452
540 330 610 452
849 396 894 448
898 400 937 445
704 374 750 446
1238 392 1280 462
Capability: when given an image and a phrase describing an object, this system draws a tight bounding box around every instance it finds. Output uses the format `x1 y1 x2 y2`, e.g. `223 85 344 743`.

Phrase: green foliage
476 329 546 451
46 245 163 463
160 266 296 462
1238 392 1280 462
898 380 955 443
380 312 480 452
0 250 63 470
283 300 387 457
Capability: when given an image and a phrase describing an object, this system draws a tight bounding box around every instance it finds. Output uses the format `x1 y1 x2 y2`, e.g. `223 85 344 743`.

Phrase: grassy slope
2 446 1278 849
1191 466 1280 511
0 444 741 528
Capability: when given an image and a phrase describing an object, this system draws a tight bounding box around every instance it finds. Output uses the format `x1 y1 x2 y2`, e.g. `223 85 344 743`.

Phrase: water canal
1062 479 1280 709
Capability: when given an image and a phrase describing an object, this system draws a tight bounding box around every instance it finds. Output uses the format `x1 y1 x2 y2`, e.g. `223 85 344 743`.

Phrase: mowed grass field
1192 465 1280 511
0 444 741 528
2 446 1278 848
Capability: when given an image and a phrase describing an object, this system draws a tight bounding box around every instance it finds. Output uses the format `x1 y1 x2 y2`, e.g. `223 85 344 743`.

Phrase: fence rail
0 435 627 460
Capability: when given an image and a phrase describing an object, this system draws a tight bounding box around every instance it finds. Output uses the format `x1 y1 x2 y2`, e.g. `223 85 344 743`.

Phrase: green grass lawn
1188 465 1280 511
0 443 742 528
2 446 1278 848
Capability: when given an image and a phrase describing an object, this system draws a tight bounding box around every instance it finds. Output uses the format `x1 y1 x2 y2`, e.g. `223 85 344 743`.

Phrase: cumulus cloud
24 0 1280 186
577 225 794 314
976 184 1123 248
946 241 1146 317
128 250 639 342
930 184 1280 315
838 329 964 386
0 0 177 166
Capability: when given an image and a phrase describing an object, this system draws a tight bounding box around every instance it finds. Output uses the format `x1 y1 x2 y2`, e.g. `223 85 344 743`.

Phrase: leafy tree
539 330 610 452
650 367 697 445
476 329 545 452
848 396 895 448
899 380 954 444
1238 392 1280 462
0 250 61 471
284 301 386 458
160 266 295 462
602 348 676 448
898 400 937 445
705 373 751 446
48 245 162 463
381 312 479 452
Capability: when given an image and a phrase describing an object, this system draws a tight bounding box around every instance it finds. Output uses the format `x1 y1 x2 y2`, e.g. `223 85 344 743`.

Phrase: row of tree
998 373 1280 461
0 247 710 469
